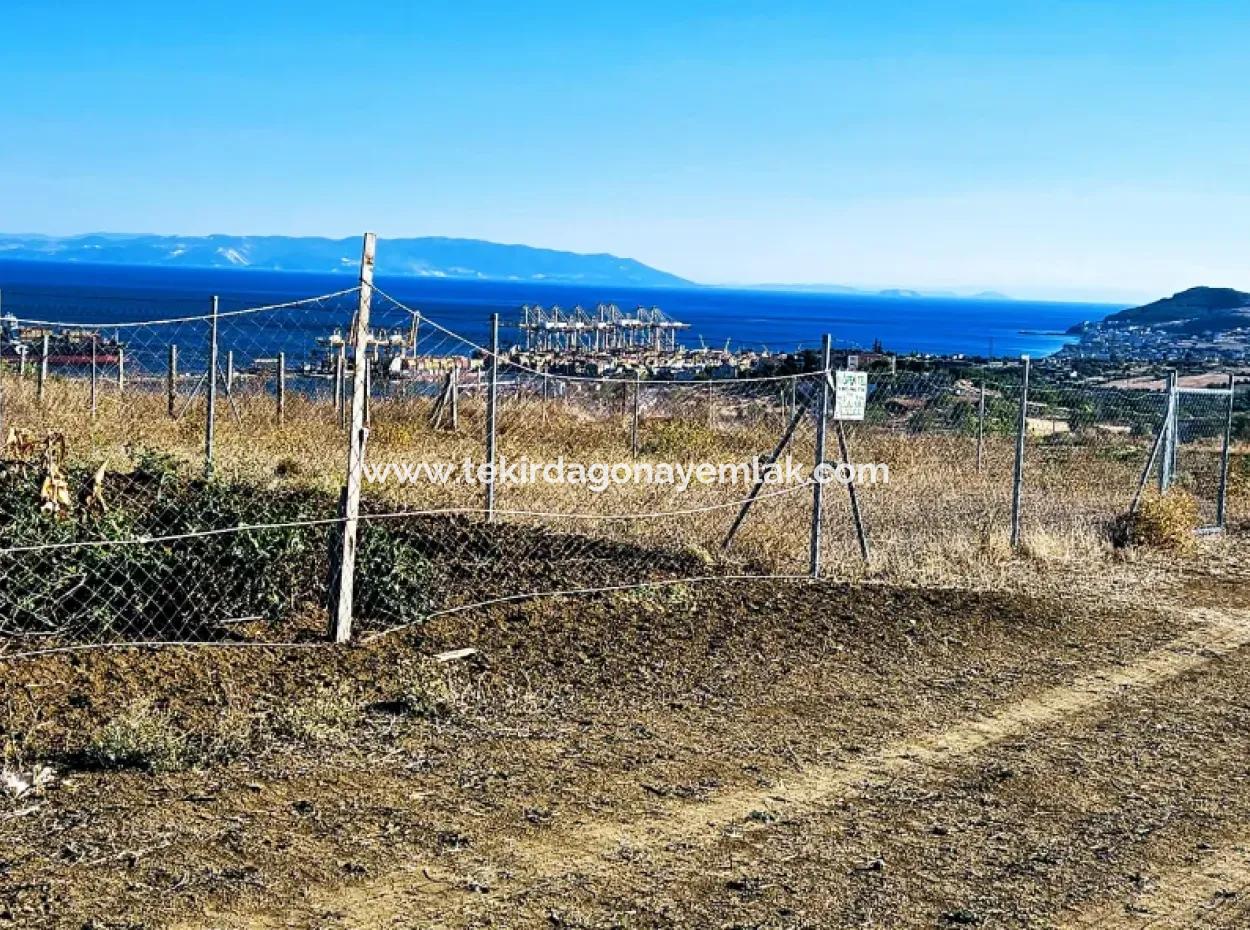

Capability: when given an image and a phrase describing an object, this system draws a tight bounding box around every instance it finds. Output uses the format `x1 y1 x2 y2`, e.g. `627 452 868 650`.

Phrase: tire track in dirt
1063 840 1250 929
184 607 1250 929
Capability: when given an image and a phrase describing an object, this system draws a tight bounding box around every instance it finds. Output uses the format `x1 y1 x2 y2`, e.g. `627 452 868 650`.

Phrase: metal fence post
450 365 460 430
1160 370 1177 492
329 231 376 643
1217 373 1235 528
631 370 641 458
117 345 125 394
205 297 219 476
976 380 986 473
809 333 832 576
90 335 98 418
485 312 500 522
277 351 286 427
37 334 48 402
335 343 346 426
1010 355 1030 548
167 344 178 418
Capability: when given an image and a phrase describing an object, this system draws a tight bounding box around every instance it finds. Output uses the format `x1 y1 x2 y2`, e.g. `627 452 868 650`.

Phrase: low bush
1129 490 1201 551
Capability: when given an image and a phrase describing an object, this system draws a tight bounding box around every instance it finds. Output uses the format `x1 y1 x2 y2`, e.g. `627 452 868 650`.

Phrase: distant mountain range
0 231 1023 299
1069 286 1250 335
0 233 692 288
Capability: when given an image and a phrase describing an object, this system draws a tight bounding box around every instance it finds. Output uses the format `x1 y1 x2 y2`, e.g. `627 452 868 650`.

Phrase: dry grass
1132 490 1202 552
1 368 1242 608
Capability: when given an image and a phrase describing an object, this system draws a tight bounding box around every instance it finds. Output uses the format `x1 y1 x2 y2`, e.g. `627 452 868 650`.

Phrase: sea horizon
0 258 1123 360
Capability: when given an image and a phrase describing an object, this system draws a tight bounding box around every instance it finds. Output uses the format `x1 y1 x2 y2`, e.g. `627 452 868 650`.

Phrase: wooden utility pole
329 232 376 644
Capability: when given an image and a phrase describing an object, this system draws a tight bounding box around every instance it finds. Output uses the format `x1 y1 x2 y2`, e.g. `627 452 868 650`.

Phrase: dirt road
5 574 1250 928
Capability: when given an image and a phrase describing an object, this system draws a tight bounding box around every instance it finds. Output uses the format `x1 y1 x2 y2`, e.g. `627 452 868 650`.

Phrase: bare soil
3 550 1250 929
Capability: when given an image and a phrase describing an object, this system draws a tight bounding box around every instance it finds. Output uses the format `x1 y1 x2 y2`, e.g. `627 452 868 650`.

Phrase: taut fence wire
1 239 1246 659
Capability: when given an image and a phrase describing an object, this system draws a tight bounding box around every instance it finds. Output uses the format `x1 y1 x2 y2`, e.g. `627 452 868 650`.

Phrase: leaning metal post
1128 386 1174 519
205 297 219 476
329 232 376 643
809 334 832 577
1010 354 1030 549
1217 373 1235 528
485 312 500 521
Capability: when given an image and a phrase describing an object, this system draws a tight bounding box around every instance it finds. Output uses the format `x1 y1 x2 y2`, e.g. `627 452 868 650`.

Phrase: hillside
0 233 692 288
1103 285 1250 333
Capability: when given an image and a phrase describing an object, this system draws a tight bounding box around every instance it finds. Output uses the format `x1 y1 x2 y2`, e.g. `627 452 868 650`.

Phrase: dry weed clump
85 703 194 773
395 659 470 721
1130 491 1201 552
83 701 258 773
269 687 361 745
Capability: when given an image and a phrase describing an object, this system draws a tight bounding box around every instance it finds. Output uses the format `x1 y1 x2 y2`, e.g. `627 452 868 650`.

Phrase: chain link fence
0 265 1245 658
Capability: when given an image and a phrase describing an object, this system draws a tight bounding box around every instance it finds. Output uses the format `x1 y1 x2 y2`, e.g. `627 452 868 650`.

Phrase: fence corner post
329 231 376 644
1217 373 1235 528
1010 354 1030 548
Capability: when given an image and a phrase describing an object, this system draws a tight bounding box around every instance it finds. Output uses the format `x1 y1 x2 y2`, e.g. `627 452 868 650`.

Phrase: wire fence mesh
0 280 1245 658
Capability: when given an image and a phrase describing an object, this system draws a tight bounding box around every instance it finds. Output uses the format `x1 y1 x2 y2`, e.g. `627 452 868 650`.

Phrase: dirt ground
4 543 1250 928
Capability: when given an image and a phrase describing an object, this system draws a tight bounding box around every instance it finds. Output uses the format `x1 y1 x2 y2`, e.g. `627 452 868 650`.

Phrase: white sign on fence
834 370 868 421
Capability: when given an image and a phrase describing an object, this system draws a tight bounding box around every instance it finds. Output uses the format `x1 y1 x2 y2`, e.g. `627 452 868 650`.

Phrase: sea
0 260 1120 362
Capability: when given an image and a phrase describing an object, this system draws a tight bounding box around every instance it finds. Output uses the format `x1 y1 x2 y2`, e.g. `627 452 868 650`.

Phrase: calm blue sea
0 260 1120 360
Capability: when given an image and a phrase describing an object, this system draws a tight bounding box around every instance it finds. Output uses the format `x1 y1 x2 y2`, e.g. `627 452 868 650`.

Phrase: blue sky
2 0 1247 301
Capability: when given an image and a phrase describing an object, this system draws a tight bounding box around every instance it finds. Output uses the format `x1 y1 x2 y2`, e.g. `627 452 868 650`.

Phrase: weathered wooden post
277 351 287 427
976 380 986 473
167 344 178 418
1010 355 1030 548
485 313 500 522
1216 373 1235 528
37 334 49 402
205 297 220 476
809 334 832 577
328 232 376 644
364 357 372 427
